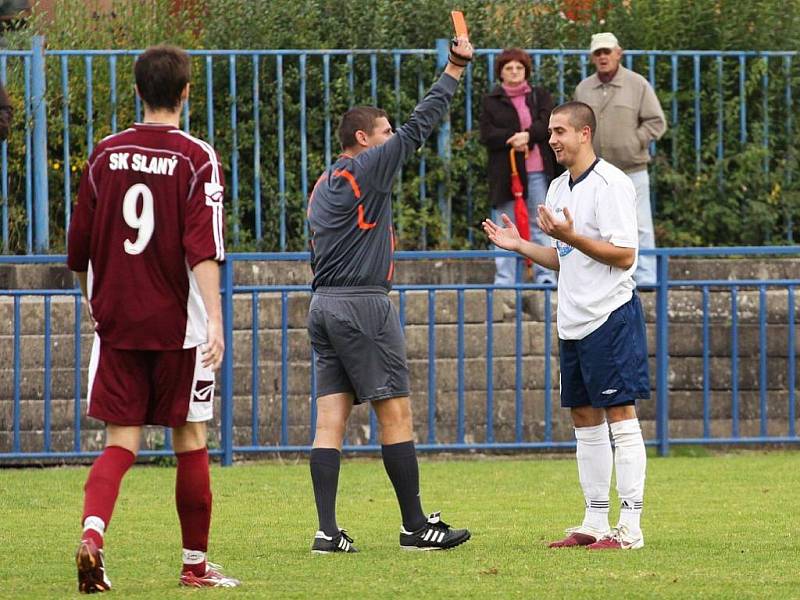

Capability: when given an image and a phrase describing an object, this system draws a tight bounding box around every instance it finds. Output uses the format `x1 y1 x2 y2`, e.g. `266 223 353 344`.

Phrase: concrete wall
1 258 799 455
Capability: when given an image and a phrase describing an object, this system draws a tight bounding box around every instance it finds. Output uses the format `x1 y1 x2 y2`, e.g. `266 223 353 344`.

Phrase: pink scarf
501 81 544 173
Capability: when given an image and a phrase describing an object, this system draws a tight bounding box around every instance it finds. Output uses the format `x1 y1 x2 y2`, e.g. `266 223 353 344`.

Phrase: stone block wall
1 258 799 455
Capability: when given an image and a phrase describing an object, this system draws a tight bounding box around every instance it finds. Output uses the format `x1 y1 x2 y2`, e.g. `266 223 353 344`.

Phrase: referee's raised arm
364 35 474 191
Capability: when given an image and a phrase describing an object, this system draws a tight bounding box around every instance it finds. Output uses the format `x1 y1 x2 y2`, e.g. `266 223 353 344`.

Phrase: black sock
381 441 427 532
310 448 341 537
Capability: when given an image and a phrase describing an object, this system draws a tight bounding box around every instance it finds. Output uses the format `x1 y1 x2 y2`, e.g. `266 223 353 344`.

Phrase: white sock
611 418 646 534
575 422 612 532
183 549 207 565
82 516 105 537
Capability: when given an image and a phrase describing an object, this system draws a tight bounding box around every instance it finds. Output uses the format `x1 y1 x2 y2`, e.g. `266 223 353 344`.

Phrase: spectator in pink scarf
479 48 558 285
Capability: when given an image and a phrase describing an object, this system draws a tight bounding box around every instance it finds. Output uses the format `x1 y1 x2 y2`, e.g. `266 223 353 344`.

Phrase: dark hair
338 106 389 149
134 45 191 111
495 48 532 81
551 101 596 137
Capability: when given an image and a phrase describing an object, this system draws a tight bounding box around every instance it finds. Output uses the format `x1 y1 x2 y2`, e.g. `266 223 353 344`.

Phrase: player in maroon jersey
67 45 239 592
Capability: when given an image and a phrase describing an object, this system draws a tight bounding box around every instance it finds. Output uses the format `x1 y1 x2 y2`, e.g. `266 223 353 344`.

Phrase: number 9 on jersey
123 183 155 255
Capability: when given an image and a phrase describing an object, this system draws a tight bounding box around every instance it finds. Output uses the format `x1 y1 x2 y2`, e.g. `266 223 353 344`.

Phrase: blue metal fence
0 40 797 253
2 247 799 464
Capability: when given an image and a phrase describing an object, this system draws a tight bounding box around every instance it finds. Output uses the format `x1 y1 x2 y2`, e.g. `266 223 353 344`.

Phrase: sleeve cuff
636 129 649 149
438 72 460 94
67 258 88 272
609 238 637 249
187 253 221 269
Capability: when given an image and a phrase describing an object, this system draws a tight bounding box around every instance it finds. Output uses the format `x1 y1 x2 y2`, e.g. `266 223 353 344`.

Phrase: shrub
0 0 797 252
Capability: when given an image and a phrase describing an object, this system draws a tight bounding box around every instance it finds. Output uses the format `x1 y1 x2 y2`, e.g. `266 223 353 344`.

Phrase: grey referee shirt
308 73 459 291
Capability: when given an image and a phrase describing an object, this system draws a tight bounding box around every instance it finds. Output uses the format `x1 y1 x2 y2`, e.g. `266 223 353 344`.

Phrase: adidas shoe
179 562 241 587
399 512 471 551
548 525 610 548
311 529 358 554
586 525 644 550
76 538 112 593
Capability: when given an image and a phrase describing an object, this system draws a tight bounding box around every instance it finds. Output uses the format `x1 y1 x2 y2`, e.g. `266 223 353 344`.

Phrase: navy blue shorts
559 294 650 408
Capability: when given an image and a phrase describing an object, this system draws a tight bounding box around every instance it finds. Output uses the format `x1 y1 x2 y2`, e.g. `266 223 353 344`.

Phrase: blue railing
2 247 799 464
1 40 797 253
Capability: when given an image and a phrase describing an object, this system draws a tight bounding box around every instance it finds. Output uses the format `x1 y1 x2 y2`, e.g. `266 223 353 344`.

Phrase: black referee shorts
307 286 410 404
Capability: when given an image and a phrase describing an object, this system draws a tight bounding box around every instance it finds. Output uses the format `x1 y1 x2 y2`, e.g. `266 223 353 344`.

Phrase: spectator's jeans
493 171 555 285
628 168 656 286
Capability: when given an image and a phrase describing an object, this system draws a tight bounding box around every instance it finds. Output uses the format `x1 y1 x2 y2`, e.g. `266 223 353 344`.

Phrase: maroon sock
176 447 212 576
81 445 136 548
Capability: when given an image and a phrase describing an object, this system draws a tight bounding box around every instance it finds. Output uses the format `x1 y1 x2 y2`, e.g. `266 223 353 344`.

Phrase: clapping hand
482 213 521 252
537 205 574 243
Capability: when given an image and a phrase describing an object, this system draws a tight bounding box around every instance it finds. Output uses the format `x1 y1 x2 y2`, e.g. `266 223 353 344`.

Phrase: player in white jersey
483 101 650 550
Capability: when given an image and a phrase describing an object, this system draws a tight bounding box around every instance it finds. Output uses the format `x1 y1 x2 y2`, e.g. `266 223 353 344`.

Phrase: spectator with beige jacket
575 32 666 286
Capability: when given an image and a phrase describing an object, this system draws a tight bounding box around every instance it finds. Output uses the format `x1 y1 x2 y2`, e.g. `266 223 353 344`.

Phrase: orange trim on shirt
332 169 361 199
387 225 396 281
357 204 376 230
307 172 327 217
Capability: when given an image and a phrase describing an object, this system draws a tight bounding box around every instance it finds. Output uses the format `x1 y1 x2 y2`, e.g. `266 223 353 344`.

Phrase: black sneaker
311 529 358 554
399 512 471 551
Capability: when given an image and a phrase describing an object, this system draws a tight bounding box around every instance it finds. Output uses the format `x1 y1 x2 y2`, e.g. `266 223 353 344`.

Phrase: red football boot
586 525 644 550
76 538 112 593
548 525 610 548
180 562 241 588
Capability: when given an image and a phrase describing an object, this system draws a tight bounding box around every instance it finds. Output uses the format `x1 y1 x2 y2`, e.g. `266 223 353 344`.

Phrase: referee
305 27 473 553
483 101 650 551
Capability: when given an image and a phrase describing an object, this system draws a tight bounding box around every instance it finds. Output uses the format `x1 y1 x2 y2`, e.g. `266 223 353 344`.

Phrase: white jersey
546 158 638 340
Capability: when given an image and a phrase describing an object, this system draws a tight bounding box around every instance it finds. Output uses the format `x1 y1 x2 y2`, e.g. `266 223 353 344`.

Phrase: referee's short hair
552 101 596 138
338 106 389 149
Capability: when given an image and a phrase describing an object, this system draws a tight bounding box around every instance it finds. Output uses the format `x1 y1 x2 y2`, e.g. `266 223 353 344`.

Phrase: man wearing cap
575 32 666 287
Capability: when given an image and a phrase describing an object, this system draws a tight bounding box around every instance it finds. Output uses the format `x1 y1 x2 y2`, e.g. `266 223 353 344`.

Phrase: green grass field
1 451 798 599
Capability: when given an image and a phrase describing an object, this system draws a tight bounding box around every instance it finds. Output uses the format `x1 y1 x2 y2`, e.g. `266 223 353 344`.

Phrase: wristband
449 38 472 66
448 53 470 68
